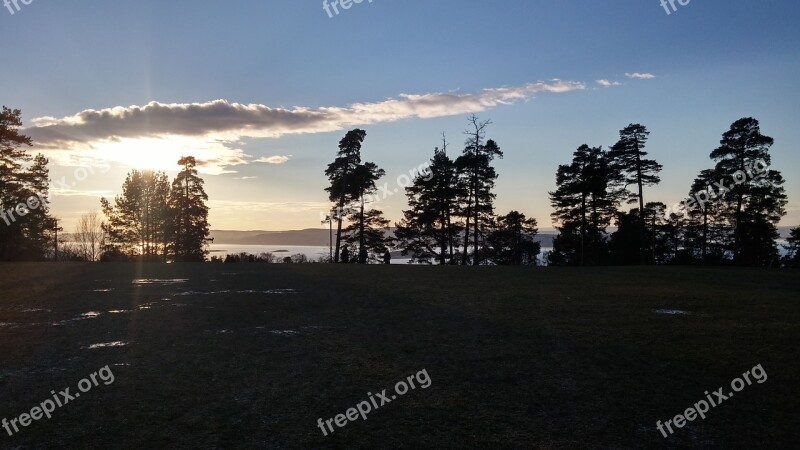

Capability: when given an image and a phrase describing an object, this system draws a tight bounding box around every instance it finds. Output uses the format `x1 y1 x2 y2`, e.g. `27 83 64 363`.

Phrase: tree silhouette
456 115 502 265
710 118 787 266
101 170 171 261
784 226 800 267
349 161 386 263
395 138 464 265
343 208 392 263
168 156 210 262
0 107 54 261
608 124 662 264
486 211 540 265
325 129 366 263
74 211 106 261
549 145 618 266
681 169 728 264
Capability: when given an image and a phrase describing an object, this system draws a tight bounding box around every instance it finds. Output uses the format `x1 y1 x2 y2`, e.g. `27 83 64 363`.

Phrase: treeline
99 157 210 262
323 115 540 266
548 119 790 267
212 252 313 264
2 104 799 267
324 116 799 267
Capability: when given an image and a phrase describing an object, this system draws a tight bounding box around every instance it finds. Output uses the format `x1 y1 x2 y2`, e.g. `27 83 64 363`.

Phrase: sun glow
45 135 248 175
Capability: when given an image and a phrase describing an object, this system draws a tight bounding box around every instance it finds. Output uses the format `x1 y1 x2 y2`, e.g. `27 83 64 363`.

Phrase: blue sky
2 0 799 230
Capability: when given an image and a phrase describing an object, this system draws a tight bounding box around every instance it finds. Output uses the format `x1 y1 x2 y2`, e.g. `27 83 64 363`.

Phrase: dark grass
0 263 798 449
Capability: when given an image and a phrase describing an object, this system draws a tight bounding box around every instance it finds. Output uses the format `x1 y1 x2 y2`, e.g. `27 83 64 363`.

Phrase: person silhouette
383 250 391 264
341 246 350 263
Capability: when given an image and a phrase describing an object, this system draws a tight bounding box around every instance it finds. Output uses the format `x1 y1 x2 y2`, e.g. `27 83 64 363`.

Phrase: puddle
654 309 691 315
52 311 103 326
0 307 51 313
175 290 230 296
108 310 130 314
137 298 175 310
268 330 300 337
175 289 297 296
132 279 188 285
238 289 297 294
85 341 129 350
92 288 114 292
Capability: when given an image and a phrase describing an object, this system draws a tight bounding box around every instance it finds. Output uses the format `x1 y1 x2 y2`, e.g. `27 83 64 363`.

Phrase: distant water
210 244 555 265
209 244 786 264
209 244 331 260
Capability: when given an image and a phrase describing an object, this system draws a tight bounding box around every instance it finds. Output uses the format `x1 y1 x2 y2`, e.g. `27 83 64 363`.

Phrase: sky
2 0 799 231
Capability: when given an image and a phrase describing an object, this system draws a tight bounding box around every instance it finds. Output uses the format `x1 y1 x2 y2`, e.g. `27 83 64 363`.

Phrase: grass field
0 263 798 449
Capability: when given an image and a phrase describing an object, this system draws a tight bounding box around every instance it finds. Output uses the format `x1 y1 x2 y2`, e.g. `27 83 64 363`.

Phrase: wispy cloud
51 188 116 198
255 155 291 165
233 176 258 180
25 79 586 174
596 79 622 88
625 72 656 80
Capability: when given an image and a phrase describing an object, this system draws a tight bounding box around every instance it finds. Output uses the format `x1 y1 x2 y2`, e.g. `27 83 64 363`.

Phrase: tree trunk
634 138 646 265
358 194 365 264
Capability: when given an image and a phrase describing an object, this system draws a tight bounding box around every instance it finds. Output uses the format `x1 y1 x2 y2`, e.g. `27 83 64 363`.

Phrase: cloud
596 79 622 88
233 176 258 180
50 188 115 198
255 155 291 165
625 72 656 80
25 79 586 174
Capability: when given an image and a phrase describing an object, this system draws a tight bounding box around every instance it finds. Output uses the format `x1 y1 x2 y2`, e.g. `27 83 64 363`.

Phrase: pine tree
349 161 385 263
395 140 464 265
168 156 210 261
549 145 618 266
101 170 171 260
343 208 392 263
456 115 502 265
710 118 787 266
486 211 540 265
325 129 366 263
681 169 728 264
608 124 662 264
0 107 54 260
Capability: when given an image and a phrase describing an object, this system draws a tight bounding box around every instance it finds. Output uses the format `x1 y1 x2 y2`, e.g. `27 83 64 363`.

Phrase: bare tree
74 211 106 261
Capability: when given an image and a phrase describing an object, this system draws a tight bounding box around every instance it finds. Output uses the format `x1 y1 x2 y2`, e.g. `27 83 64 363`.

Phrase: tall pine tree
710 118 787 266
549 145 618 266
0 107 54 261
608 124 662 264
325 129 366 263
395 140 464 264
168 156 210 262
456 115 502 265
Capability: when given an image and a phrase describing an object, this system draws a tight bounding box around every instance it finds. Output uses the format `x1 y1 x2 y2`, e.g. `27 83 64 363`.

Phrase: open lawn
0 263 798 449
